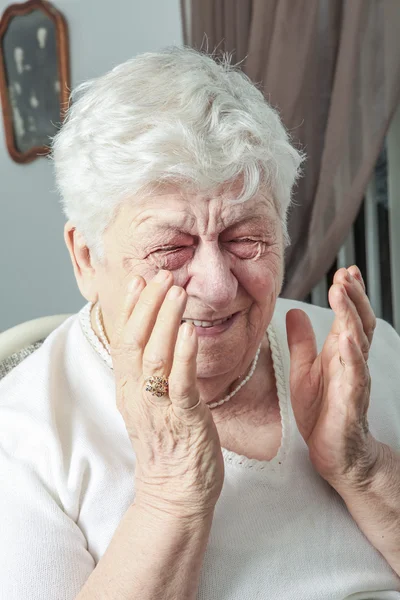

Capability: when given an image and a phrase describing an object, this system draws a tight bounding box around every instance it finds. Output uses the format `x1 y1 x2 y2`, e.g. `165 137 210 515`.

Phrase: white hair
51 46 304 259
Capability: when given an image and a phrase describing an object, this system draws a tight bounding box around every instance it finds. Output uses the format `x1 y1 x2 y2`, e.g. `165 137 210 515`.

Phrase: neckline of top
78 302 291 473
220 317 291 472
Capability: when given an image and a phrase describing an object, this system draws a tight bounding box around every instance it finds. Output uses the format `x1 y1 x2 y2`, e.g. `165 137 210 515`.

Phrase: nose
185 240 238 313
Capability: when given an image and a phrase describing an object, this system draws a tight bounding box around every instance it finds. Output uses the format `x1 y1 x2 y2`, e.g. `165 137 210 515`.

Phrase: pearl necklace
92 303 261 410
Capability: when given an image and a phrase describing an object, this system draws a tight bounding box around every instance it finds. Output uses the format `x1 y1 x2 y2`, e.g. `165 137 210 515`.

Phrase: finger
338 331 371 402
122 269 173 357
348 264 366 293
169 322 204 423
329 284 370 361
112 275 146 341
333 268 376 345
111 275 146 376
286 309 317 377
142 285 188 378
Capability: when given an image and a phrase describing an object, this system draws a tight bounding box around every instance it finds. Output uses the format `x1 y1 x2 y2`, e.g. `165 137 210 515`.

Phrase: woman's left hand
286 265 380 489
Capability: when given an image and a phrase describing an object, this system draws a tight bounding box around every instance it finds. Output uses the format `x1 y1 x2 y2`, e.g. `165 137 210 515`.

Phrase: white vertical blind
337 228 355 270
387 102 400 334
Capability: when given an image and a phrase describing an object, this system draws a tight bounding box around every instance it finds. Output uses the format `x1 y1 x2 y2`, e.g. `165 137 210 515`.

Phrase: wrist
328 436 386 495
132 499 216 529
329 436 393 498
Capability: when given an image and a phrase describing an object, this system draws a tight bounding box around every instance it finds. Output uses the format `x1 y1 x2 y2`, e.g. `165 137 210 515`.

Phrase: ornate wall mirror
0 0 70 163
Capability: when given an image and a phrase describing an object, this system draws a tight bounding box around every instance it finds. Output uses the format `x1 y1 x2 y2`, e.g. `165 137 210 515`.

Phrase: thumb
286 309 317 379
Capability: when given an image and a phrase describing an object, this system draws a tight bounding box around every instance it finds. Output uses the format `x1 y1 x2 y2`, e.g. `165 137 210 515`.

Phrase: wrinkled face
95 185 284 379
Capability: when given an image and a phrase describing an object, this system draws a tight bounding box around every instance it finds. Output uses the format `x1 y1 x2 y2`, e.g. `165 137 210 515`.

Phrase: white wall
0 0 183 331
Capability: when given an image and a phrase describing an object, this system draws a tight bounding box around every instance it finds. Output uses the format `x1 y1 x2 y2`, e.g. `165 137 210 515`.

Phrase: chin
193 312 263 375
195 344 246 380
195 356 229 380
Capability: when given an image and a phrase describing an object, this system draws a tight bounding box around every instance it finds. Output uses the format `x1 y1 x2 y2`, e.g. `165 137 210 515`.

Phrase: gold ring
339 355 346 367
144 375 169 397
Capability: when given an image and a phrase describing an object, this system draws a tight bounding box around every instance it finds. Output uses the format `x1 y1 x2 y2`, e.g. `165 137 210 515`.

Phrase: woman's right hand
110 269 225 520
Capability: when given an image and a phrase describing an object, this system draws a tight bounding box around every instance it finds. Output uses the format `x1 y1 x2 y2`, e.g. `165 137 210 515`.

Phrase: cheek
139 256 189 288
98 266 130 325
99 256 146 324
233 249 283 304
142 263 189 288
119 260 189 296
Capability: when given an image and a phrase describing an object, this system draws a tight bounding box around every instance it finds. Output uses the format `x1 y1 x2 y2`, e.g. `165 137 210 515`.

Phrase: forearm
334 441 400 577
76 503 214 600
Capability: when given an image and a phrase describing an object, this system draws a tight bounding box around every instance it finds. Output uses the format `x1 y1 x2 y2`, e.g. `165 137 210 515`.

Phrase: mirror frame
0 0 70 163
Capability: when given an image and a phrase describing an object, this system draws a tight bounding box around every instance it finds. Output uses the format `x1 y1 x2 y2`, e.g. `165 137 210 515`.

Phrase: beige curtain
181 0 400 299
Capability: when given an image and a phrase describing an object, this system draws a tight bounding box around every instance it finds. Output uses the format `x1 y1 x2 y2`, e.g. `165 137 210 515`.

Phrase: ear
64 221 98 302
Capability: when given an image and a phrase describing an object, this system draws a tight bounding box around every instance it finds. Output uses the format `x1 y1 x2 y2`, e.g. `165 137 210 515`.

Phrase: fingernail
182 322 193 338
167 285 183 300
154 270 169 283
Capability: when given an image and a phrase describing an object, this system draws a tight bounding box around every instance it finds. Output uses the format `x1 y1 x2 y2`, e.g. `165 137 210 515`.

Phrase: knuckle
112 339 141 361
169 378 192 399
112 324 142 351
142 353 167 373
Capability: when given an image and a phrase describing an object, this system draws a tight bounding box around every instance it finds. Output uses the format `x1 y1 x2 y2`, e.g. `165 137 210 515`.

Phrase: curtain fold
181 0 400 299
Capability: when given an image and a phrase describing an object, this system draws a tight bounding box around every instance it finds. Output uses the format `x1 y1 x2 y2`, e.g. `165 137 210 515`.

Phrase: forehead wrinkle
126 195 275 238
134 211 274 240
195 197 272 233
133 211 197 234
221 210 275 233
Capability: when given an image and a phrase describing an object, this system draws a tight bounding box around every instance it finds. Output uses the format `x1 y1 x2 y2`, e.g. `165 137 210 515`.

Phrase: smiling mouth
181 313 235 328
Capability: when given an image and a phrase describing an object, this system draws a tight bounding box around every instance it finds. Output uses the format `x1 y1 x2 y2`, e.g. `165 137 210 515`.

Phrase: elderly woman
1 47 400 600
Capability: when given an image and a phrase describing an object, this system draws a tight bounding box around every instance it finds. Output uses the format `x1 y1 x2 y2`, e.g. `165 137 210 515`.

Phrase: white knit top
1 297 400 599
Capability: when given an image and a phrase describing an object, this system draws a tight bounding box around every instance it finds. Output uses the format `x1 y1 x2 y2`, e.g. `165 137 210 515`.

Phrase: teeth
182 315 232 328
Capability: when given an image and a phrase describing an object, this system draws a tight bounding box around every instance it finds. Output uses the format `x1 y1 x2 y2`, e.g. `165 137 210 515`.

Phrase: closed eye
225 238 267 259
228 238 263 244
151 246 194 270
155 246 189 253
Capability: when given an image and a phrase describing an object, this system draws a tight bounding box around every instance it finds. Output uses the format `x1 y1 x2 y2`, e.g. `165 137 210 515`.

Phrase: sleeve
0 442 95 600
